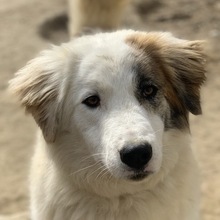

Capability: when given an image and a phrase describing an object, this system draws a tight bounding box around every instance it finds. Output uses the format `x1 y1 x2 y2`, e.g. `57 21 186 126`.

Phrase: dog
68 0 129 36
9 0 206 219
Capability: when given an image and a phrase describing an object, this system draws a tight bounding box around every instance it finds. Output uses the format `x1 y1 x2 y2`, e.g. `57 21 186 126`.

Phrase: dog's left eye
141 85 158 99
82 95 100 108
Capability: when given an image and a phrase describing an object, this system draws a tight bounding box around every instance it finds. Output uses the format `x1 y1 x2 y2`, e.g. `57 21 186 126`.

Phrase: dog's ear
126 33 206 115
160 39 206 115
9 47 68 142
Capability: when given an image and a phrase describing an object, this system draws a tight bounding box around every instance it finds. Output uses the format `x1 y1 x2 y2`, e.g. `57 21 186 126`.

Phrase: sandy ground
0 0 220 219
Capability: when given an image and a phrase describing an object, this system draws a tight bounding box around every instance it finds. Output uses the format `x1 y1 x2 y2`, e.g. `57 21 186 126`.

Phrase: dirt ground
0 0 220 219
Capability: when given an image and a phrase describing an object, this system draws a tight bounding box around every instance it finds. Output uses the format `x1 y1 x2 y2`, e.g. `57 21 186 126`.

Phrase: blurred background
0 0 219 219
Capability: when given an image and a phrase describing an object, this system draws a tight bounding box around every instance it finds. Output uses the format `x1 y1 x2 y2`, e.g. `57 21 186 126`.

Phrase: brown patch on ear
126 32 206 116
162 40 206 115
9 48 66 142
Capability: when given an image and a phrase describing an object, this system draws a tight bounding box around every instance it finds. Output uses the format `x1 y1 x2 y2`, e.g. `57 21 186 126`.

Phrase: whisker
86 163 105 180
95 167 109 180
79 153 107 163
70 161 100 176
78 154 101 165
152 128 164 135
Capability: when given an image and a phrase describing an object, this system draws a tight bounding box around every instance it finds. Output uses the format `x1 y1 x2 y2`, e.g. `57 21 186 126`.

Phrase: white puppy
9 1 206 220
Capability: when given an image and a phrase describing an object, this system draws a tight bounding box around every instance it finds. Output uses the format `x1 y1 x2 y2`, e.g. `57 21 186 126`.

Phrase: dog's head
9 31 206 182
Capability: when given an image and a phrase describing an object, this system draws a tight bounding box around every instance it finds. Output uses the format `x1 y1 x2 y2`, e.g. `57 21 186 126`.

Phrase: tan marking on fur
126 33 206 115
8 48 66 142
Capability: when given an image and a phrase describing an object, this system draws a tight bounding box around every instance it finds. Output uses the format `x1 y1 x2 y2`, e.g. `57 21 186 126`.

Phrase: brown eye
82 95 100 108
142 85 158 99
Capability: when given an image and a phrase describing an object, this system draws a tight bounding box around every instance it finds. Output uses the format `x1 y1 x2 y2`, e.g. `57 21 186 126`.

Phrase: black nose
120 144 152 170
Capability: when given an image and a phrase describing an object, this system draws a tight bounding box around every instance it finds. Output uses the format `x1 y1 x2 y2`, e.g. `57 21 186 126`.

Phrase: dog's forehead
71 31 170 96
74 35 151 80
74 39 135 87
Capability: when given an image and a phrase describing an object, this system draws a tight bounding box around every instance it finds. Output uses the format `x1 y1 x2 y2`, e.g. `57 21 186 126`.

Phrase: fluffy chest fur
43 183 198 220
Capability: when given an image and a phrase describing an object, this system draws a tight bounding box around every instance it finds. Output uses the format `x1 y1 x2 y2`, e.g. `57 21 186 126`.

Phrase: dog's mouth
127 171 152 181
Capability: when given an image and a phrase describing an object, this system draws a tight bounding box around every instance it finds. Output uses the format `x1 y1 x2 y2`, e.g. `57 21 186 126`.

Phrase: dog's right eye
141 85 158 100
82 95 100 108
